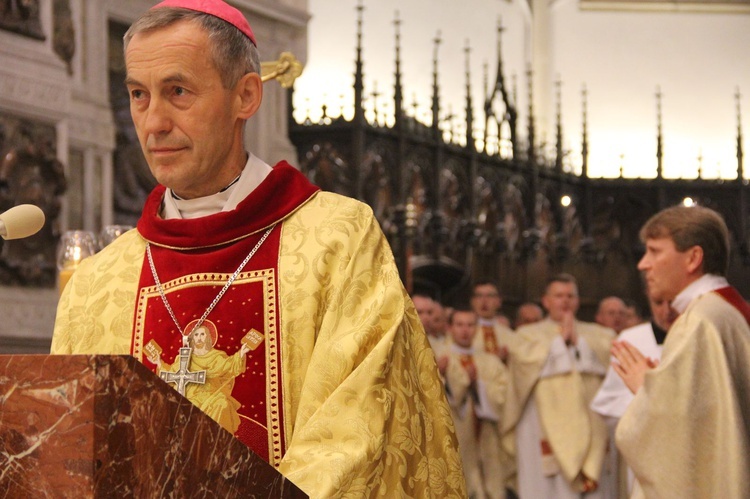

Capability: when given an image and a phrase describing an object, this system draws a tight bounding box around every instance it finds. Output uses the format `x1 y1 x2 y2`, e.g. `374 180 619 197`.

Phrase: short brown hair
545 273 578 291
640 205 730 276
448 306 476 325
472 280 501 297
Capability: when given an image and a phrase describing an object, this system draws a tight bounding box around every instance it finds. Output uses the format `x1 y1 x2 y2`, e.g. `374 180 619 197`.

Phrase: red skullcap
151 0 257 46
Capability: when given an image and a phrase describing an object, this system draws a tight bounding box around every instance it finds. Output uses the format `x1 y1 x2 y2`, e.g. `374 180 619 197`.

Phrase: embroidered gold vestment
51 162 466 498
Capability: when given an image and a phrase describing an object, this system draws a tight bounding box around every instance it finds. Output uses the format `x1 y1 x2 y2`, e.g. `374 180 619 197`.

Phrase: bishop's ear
235 72 263 120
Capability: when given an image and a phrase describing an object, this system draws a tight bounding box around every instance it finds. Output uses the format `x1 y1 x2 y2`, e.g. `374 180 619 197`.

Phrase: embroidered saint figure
148 319 252 434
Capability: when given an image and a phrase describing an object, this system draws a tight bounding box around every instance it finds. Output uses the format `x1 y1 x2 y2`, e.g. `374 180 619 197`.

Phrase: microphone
0 204 46 240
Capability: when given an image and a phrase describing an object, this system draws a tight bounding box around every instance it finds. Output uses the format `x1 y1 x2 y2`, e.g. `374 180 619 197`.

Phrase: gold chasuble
51 162 466 498
616 289 750 499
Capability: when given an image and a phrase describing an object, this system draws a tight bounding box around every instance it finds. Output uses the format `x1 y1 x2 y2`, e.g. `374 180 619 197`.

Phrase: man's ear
685 245 705 275
541 294 550 313
235 72 263 120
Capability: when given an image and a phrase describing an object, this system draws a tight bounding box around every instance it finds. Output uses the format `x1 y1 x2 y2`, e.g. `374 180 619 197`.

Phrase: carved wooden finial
582 84 589 178
656 85 663 179
736 86 744 180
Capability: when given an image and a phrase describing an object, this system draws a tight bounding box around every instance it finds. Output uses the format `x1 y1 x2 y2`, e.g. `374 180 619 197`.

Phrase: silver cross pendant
159 345 207 396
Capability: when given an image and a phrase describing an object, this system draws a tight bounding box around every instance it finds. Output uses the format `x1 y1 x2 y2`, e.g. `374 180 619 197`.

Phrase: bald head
595 296 627 333
515 302 543 329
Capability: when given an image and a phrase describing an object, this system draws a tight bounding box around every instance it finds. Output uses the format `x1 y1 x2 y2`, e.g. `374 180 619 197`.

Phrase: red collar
137 161 319 250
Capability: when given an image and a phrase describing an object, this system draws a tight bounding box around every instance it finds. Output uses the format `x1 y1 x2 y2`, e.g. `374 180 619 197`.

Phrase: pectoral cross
159 345 206 396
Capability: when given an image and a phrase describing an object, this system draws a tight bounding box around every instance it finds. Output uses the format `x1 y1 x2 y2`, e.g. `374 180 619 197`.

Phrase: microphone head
0 204 46 240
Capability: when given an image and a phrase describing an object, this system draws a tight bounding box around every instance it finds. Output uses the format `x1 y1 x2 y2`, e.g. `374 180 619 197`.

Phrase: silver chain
145 226 274 343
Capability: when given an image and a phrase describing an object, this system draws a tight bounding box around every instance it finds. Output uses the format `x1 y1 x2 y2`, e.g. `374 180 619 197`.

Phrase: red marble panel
0 354 306 498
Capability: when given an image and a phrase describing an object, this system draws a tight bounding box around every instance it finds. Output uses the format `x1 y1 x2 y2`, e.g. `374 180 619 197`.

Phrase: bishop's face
125 20 246 199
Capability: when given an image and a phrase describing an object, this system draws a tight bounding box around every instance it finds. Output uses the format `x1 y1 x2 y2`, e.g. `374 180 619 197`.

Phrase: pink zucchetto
151 0 256 46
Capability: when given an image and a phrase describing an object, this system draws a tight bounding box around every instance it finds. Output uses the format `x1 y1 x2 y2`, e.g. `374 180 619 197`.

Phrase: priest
503 273 615 498
441 307 508 499
613 205 750 498
590 293 676 497
50 1 466 497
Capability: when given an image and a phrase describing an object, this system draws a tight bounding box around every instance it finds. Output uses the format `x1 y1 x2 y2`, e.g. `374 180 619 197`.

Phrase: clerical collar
450 343 474 355
671 274 728 314
170 173 241 200
651 320 668 345
161 153 272 220
477 318 495 327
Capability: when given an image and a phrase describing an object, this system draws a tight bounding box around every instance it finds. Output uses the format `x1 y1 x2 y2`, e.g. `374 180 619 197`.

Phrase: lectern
0 355 306 498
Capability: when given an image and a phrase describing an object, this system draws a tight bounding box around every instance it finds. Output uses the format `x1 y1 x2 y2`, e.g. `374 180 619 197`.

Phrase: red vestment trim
137 161 319 249
714 286 750 326
132 162 320 466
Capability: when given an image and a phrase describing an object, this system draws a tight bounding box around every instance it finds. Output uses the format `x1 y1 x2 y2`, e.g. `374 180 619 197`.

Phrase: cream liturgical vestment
616 283 750 499
444 344 509 499
503 318 614 498
51 161 466 498
590 322 664 498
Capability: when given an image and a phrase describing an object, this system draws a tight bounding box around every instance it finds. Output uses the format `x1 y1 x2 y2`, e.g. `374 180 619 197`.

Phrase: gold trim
135 268 282 463
264 269 284 466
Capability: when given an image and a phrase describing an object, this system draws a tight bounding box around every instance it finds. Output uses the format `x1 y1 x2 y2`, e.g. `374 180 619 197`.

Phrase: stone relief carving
53 0 75 74
0 115 66 287
0 74 67 112
0 0 44 40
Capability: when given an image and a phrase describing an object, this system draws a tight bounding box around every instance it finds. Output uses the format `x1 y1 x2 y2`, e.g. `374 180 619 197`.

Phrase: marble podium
0 355 307 498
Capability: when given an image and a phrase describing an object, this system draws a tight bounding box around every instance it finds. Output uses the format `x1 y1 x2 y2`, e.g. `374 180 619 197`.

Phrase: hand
560 311 577 345
436 355 449 376
465 362 478 383
240 343 251 356
494 345 509 363
611 340 659 394
147 354 162 370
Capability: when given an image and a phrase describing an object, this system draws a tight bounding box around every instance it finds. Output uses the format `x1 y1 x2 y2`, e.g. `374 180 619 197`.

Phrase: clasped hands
611 341 659 394
558 311 577 346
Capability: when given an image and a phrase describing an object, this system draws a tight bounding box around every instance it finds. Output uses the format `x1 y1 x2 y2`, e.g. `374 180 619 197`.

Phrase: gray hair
123 7 260 89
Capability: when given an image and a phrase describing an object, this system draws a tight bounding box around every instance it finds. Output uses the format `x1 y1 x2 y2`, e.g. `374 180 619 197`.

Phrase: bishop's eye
174 86 187 96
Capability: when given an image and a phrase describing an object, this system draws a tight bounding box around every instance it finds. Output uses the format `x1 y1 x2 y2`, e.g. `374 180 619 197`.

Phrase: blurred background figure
470 280 514 363
621 299 643 330
412 293 448 356
514 302 544 330
504 273 615 498
441 307 508 499
595 296 628 335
